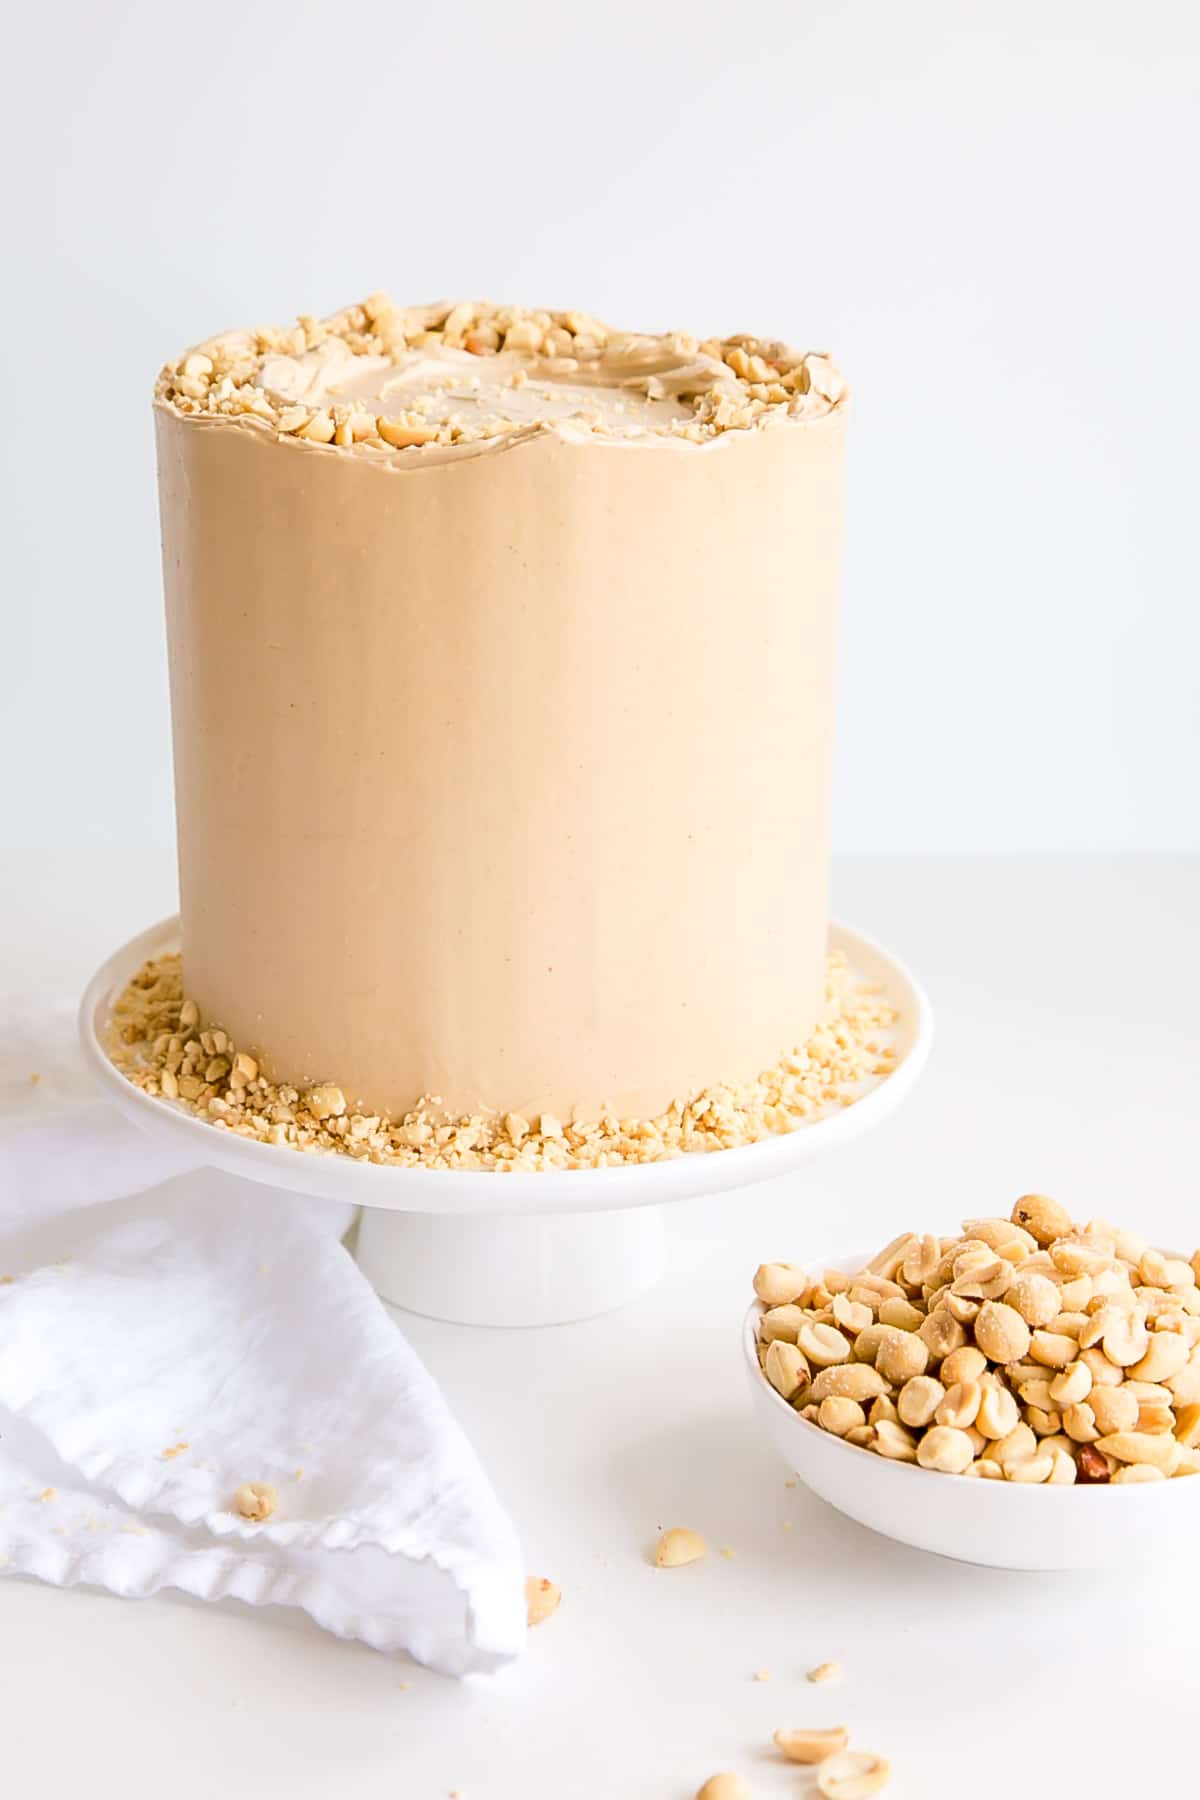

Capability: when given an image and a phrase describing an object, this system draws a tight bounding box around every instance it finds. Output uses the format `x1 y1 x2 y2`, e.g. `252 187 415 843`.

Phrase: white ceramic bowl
743 1253 1200 1571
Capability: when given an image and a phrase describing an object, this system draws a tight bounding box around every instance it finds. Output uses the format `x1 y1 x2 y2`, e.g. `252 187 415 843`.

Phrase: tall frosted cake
115 296 883 1170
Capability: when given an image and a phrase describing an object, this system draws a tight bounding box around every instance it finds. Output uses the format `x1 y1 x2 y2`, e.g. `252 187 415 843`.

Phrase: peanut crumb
105 950 900 1173
38 1488 55 1502
234 1481 277 1522
525 1574 561 1625
161 1443 189 1460
807 1661 842 1684
753 1668 772 1682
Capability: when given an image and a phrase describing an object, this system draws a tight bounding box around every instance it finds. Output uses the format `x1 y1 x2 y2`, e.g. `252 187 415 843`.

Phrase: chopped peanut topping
106 950 900 1173
155 295 847 454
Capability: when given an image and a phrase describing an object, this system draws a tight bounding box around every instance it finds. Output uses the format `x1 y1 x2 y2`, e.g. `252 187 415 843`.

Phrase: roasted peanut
976 1382 1020 1440
916 1426 975 1474
797 1321 853 1367
940 1346 988 1386
773 1726 850 1764
809 1363 890 1404
936 1380 982 1430
761 1305 807 1344
654 1528 706 1568
233 1481 276 1522
764 1340 810 1400
753 1263 808 1308
1012 1193 1073 1246
871 1420 918 1462
817 1750 892 1799
975 1301 1032 1364
696 1775 750 1800
875 1329 928 1384
1087 1385 1139 1435
525 1576 561 1625
1005 1270 1061 1328
897 1375 945 1429
818 1397 868 1437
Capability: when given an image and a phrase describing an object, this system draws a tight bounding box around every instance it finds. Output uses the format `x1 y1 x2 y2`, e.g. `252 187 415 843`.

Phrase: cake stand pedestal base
355 1204 666 1327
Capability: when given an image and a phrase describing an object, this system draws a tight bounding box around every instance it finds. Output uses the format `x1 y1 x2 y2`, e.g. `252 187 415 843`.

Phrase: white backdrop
2 0 1196 852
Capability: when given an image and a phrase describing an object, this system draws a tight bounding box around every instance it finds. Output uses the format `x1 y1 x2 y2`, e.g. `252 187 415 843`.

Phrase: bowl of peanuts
744 1196 1200 1569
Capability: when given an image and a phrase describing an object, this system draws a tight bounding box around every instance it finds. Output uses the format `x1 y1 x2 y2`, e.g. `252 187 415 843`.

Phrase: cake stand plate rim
79 915 933 1218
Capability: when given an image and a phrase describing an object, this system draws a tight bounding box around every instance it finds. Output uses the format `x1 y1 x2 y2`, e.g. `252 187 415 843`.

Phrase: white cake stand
80 917 932 1327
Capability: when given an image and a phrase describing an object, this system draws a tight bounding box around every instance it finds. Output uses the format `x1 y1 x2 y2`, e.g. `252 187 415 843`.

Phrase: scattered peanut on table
807 1660 842 1683
694 1775 750 1800
816 1749 892 1798
754 1198 1200 1484
524 1576 561 1625
653 1526 707 1567
774 1726 850 1764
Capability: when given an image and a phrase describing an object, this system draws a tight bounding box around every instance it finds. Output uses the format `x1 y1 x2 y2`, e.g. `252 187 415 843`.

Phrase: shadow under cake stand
80 918 932 1327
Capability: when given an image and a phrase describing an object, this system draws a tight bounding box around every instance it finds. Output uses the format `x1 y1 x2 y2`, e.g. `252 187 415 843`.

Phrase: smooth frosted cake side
140 296 858 1163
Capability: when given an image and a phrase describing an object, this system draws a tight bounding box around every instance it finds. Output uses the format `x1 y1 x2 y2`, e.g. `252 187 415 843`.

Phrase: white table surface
2 851 1198 1800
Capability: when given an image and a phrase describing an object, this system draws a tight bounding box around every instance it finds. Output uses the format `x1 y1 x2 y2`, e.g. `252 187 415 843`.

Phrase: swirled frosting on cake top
155 295 848 456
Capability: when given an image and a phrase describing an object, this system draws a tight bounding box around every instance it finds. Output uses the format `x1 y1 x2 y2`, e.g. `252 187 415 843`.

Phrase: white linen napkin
0 998 526 1677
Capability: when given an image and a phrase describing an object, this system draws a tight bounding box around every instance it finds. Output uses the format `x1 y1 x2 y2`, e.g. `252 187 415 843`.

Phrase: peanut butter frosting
151 291 850 1138
155 294 849 455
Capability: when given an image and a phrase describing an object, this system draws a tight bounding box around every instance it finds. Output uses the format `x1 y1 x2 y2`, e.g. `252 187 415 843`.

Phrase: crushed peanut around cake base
105 953 899 1172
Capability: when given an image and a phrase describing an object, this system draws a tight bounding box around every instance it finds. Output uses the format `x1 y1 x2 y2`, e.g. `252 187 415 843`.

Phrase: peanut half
753 1263 808 1308
525 1576 561 1626
817 1750 892 1798
774 1726 849 1763
654 1527 707 1568
695 1776 750 1800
